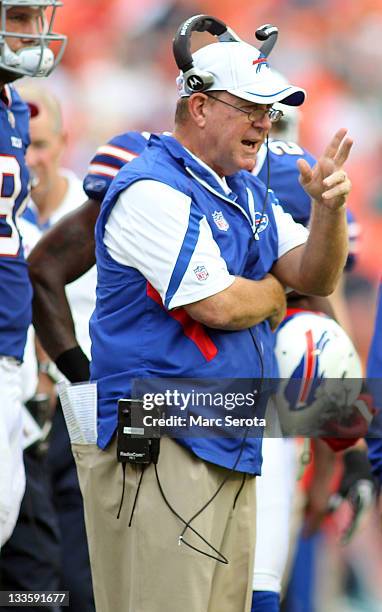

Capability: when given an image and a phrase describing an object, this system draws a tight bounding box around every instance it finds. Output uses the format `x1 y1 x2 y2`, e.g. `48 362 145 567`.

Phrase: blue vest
91 134 285 474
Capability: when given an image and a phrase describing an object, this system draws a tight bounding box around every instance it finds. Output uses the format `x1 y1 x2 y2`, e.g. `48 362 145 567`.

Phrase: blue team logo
252 54 269 74
284 329 329 411
212 211 229 232
254 212 269 234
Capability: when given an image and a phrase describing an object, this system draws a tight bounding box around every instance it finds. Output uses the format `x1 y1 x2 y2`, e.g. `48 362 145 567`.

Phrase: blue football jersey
0 85 33 360
366 282 382 480
367 282 382 381
257 139 316 225
83 131 150 201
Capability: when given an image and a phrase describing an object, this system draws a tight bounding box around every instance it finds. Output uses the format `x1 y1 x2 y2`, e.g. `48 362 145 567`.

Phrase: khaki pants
73 437 256 612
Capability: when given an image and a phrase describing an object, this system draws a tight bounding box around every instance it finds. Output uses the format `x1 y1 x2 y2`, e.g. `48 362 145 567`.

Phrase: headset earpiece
183 70 214 93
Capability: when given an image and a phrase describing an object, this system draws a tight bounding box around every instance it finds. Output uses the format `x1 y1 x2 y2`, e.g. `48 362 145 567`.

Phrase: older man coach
72 15 352 612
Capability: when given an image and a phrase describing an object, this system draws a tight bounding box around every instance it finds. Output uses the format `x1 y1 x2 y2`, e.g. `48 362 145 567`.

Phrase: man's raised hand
297 128 353 210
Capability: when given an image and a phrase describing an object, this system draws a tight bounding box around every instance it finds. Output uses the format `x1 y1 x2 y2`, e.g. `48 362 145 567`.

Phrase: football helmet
0 0 66 77
271 103 300 142
273 312 364 437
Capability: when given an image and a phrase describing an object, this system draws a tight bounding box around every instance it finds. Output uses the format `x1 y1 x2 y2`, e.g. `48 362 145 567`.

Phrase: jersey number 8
0 155 23 257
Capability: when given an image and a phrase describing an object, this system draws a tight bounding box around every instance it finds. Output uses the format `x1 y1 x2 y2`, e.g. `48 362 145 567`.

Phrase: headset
173 14 278 95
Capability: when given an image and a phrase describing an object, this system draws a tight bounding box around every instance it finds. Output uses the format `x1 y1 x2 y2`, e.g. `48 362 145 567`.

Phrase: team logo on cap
187 75 204 91
194 265 209 281
252 54 269 74
212 211 229 232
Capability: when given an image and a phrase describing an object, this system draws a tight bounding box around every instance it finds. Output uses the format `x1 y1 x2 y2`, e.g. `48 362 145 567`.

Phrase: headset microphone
255 24 279 56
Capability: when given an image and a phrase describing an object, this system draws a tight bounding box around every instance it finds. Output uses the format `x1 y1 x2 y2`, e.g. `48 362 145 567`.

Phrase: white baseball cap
176 41 306 106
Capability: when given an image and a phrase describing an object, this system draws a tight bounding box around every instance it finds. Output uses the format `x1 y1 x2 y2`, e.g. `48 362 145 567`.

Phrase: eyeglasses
205 93 284 124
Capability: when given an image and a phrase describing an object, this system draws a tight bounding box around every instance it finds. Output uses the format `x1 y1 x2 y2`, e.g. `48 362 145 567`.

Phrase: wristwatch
38 360 61 384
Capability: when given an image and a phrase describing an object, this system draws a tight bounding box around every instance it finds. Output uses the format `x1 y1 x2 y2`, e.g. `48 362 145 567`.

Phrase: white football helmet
273 312 364 437
0 0 66 77
271 103 300 142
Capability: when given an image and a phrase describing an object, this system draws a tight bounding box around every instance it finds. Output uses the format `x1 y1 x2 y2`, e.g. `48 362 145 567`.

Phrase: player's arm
286 294 337 318
28 131 147 381
28 198 99 378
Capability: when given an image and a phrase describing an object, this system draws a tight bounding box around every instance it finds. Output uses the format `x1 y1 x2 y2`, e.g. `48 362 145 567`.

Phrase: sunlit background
20 2 382 609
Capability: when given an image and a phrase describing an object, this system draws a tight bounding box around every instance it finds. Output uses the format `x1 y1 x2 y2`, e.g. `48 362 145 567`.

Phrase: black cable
248 133 271 382
117 463 126 520
252 135 270 242
249 329 264 381
174 300 268 544
178 427 250 541
167 138 270 559
123 137 271 558
116 463 146 523
233 473 247 510
151 414 254 565
157 297 266 560
154 463 228 564
128 466 146 527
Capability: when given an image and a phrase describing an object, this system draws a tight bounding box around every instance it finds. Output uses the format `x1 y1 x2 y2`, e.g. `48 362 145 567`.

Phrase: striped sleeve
83 131 150 201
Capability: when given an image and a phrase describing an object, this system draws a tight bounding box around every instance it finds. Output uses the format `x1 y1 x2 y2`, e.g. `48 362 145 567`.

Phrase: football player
0 0 65 549
1 86 95 610
252 93 365 611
